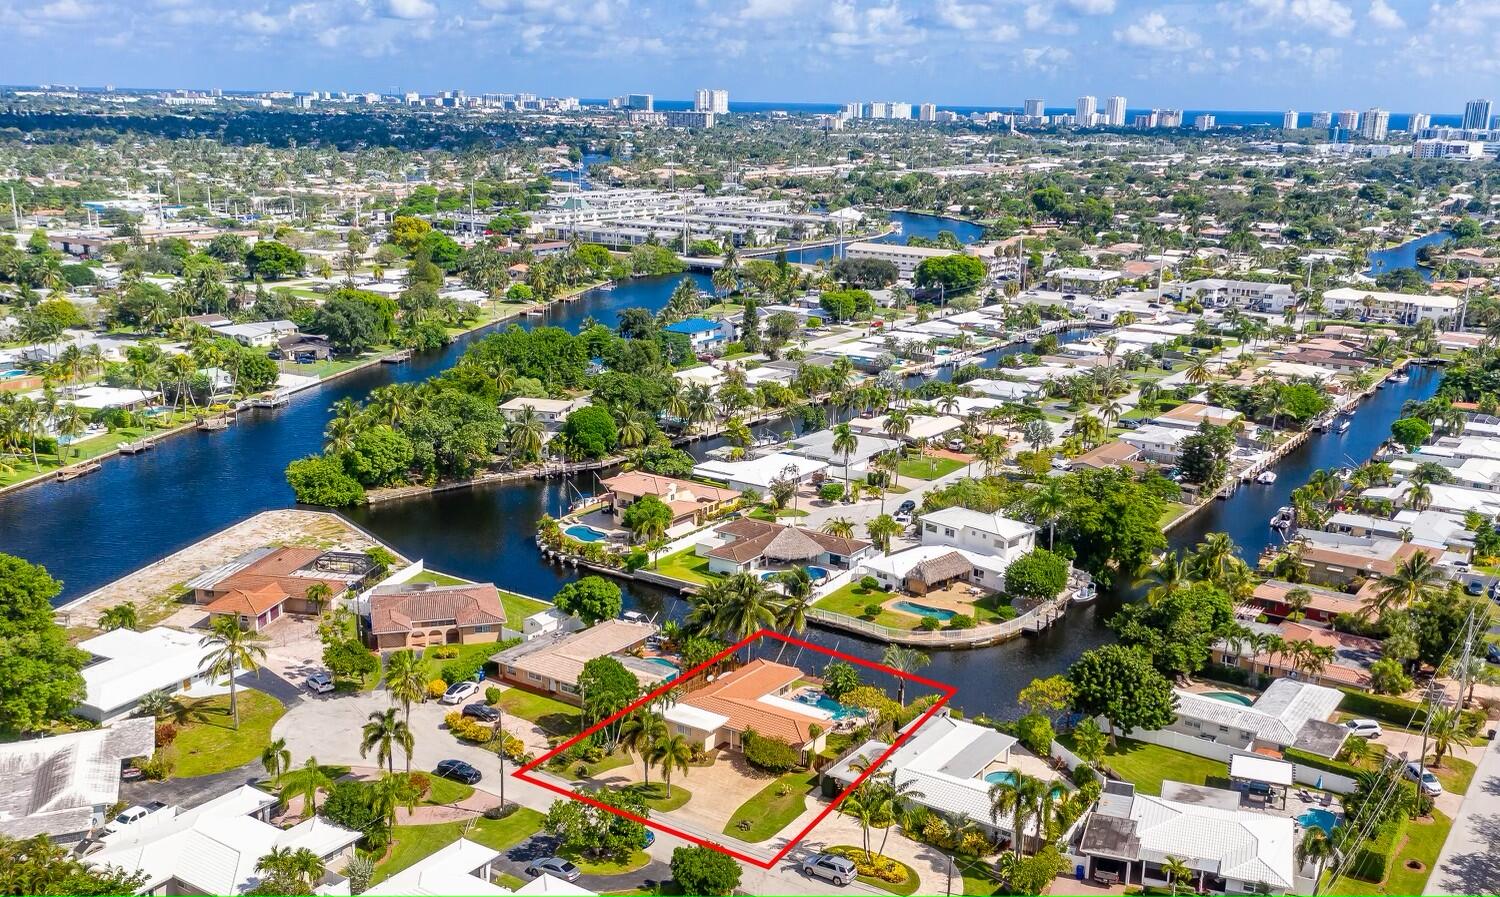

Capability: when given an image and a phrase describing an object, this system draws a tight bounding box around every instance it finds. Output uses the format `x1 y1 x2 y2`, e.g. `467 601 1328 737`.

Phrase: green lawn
653 547 717 585
828 847 922 896
422 642 504 679
0 412 197 489
163 690 285 778
424 775 475 805
1326 810 1451 896
496 688 582 735
408 570 468 586
1057 734 1226 796
562 848 652 875
896 456 965 481
373 808 546 883
955 854 1005 896
723 771 816 842
813 582 1014 630
1158 501 1191 529
629 781 691 812
566 748 635 778
1430 756 1476 795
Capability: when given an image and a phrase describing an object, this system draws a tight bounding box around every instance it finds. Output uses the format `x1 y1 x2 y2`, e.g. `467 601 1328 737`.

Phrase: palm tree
1297 827 1334 872
832 422 859 496
1185 356 1212 385
256 846 326 894
385 649 428 735
1161 855 1194 896
880 646 930 704
1191 532 1238 584
822 517 855 539
507 406 546 465
198 615 268 729
841 780 883 863
989 772 1052 859
1027 479 1068 550
866 514 904 555
261 737 291 785
707 572 778 641
361 707 413 775
652 731 693 796
1363 551 1445 621
1140 551 1191 605
303 581 333 616
1427 707 1461 768
281 756 333 817
98 601 139 632
619 709 668 787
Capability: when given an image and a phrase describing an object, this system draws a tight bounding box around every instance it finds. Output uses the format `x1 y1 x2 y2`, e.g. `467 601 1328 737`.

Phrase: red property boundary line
513 628 956 869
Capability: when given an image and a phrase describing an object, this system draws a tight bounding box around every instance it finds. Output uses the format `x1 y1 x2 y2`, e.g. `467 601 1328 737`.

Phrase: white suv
1344 718 1382 739
1404 762 1444 798
801 853 856 886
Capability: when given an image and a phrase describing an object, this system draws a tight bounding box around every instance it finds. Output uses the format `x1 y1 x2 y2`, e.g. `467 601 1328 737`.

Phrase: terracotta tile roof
681 659 827 746
205 583 291 616
1073 440 1143 469
1251 581 1362 616
602 472 739 518
706 519 871 564
491 619 657 687
206 547 348 609
368 584 506 636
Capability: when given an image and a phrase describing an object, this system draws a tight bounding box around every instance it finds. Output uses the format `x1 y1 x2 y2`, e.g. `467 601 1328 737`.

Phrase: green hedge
1337 688 1429 728
1283 745 1377 781
1346 817 1403 883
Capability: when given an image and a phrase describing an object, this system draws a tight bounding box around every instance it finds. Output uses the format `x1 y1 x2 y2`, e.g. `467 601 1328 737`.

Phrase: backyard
0 408 198 489
161 690 285 778
652 547 716 585
813 580 1016 631
1056 734 1227 796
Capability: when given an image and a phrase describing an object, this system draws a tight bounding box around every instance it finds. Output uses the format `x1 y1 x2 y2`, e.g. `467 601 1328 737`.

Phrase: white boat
1071 583 1097 604
1335 417 1351 433
1255 470 1277 485
1390 372 1409 385
1269 506 1295 528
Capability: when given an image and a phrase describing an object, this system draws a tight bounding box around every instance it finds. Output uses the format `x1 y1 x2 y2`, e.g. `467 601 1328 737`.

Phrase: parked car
1344 719 1383 739
801 853 857 886
105 801 167 834
441 680 480 705
1465 580 1485 596
1404 761 1444 797
305 671 335 694
433 759 482 785
526 857 582 882
896 499 916 515
642 828 655 848
462 702 500 722
1050 456 1072 470
1488 581 1500 601
1488 642 1500 665
946 438 965 452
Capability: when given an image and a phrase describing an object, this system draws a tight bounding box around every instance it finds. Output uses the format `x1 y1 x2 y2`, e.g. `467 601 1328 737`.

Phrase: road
1424 736 1500 895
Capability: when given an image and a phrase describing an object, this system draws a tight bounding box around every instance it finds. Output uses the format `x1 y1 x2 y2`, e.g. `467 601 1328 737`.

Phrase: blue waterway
1366 231 1454 282
779 210 987 266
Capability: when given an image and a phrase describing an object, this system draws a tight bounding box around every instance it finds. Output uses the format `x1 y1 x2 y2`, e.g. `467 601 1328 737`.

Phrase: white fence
1120 724 1359 794
350 558 425 615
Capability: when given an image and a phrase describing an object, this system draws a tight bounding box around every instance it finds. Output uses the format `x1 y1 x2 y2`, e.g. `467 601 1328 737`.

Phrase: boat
1390 372 1410 385
1255 470 1277 484
524 307 546 317
56 462 101 481
196 416 231 432
1071 582 1097 604
119 440 153 455
1269 506 1295 528
1335 417 1351 433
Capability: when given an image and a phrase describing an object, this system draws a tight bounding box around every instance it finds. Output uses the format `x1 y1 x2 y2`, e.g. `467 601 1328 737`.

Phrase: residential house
367 582 507 650
663 317 734 354
1071 440 1148 471
274 334 334 363
1071 780 1297 894
364 838 596 896
489 619 663 705
185 547 374 632
210 319 300 348
499 396 590 425
1246 580 1363 625
0 718 154 842
87 785 360 896
788 429 901 478
599 471 739 528
1049 267 1123 295
917 506 1037 565
75 627 220 722
849 412 964 443
1157 679 1348 758
695 518 874 576
1120 424 1192 464
692 452 827 493
1181 278 1296 311
857 544 1012 596
665 659 830 758
1213 620 1381 690
1321 287 1458 324
1153 402 1243 431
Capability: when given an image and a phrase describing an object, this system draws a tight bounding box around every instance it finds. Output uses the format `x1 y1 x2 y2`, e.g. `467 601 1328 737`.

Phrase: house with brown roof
665 660 831 758
599 472 740 528
1153 402 1242 430
1247 580 1363 625
367 582 506 650
185 547 374 632
1213 620 1382 690
1071 440 1147 472
1293 535 1444 587
694 518 874 577
488 619 665 705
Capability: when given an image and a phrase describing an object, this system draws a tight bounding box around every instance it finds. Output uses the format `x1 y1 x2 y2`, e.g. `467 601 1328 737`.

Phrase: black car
1488 643 1500 665
897 500 916 515
462 702 500 722
434 759 482 785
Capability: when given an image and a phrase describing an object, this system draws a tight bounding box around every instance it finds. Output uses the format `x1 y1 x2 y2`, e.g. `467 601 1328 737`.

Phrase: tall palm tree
989 772 1052 859
1296 827 1334 872
370 771 422 831
880 645 930 704
198 616 268 729
385 649 428 735
1140 551 1192 605
507 406 546 465
619 709 668 787
98 601 139 632
281 756 333 817
652 731 693 796
822 517 855 539
361 707 413 775
1161 855 1194 896
1027 479 1068 550
866 514 904 555
256 846 325 894
831 422 859 496
1364 551 1444 621
261 737 291 785
708 572 778 641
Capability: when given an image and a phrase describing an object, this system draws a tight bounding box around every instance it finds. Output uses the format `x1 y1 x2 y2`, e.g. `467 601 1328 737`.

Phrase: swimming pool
1297 808 1338 837
0 369 26 379
891 600 956 621
644 657 680 679
984 771 1066 797
1203 691 1255 706
796 690 863 720
564 524 610 543
760 565 834 582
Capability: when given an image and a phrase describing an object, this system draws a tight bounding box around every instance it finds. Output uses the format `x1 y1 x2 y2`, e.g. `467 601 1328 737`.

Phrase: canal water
784 211 987 266
1365 231 1453 282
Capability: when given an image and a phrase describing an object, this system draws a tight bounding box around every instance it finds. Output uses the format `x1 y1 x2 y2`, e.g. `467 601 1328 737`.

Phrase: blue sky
0 0 1492 112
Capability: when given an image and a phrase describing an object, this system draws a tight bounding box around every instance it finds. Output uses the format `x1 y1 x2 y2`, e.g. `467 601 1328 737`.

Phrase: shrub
947 613 976 630
427 678 449 699
859 575 880 590
833 848 910 884
439 653 486 686
138 754 173 780
1015 712 1055 756
406 771 431 797
429 646 460 659
743 729 803 773
485 687 502 705
670 846 742 896
863 602 884 618
154 722 179 748
918 616 941 631
819 482 846 502
1004 548 1070 603
1336 687 1429 727
483 802 521 821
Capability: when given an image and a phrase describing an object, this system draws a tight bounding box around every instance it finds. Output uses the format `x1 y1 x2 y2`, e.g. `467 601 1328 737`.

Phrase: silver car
801 853 857 886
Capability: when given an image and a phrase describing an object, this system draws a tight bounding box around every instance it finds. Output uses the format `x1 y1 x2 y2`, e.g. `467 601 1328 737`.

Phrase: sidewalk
1424 736 1500 895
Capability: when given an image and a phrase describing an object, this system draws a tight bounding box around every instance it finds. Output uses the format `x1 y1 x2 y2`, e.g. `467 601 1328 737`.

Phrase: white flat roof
1229 753 1294 786
664 703 731 732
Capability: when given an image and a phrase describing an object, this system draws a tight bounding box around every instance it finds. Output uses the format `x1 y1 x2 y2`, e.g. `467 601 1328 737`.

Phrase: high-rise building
1157 109 1183 128
1408 112 1431 133
1463 98 1492 130
866 101 888 119
1075 95 1097 126
1310 111 1331 129
1023 98 1045 119
1194 113 1216 131
694 88 729 114
842 102 861 119
1360 108 1390 141
627 93 653 111
889 102 912 120
1334 109 1360 131
1105 96 1127 126
664 110 715 129
918 103 937 122
1282 110 1298 130
1133 111 1159 129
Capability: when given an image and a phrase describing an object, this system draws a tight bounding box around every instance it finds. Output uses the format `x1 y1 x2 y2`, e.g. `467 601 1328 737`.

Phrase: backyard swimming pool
1203 691 1255 706
794 690 864 720
643 657 680 679
984 770 1066 796
891 600 957 621
1297 808 1338 837
564 524 610 543
760 565 833 582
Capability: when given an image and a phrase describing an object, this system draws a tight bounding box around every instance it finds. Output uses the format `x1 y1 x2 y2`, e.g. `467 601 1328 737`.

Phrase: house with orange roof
1246 580 1363 625
665 659 833 759
185 547 375 632
599 472 739 528
367 582 506 650
1213 620 1382 690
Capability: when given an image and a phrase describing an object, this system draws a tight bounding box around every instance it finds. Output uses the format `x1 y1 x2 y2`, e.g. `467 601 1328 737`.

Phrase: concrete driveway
489 833 674 893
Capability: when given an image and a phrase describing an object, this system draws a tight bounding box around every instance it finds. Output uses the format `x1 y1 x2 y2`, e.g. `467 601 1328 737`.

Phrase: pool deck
880 581 999 621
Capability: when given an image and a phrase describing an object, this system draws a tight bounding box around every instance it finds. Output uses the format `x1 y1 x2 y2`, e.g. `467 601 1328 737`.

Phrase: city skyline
2 0 1495 111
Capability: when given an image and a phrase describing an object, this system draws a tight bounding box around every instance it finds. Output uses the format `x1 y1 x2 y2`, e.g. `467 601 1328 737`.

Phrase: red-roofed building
667 659 833 759
187 547 374 632
367 583 507 650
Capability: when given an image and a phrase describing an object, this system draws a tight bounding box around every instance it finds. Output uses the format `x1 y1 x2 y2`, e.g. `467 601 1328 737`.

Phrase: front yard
162 690 285 778
1325 809 1451 896
372 807 547 884
495 687 582 735
1056 734 1227 796
723 770 816 842
896 455 965 481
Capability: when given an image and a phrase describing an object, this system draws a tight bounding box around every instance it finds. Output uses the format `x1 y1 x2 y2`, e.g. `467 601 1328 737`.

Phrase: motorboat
1389 371 1410 385
1269 506 1296 528
1255 470 1277 485
1071 582 1098 604
1335 417 1351 433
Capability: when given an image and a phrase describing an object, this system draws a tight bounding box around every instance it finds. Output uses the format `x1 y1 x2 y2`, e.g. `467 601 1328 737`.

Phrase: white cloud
1065 0 1116 13
739 0 802 20
241 9 282 33
1368 0 1405 27
1114 10 1199 48
38 0 93 20
387 0 437 19
1233 0 1355 36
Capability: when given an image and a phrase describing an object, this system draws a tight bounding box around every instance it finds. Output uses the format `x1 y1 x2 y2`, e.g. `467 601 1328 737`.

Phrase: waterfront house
662 317 734 354
87 785 360 896
1321 287 1458 325
1070 780 1297 894
691 452 827 493
845 241 959 279
1071 440 1148 472
1049 266 1123 295
665 659 830 758
1156 679 1348 758
1246 580 1363 625
367 582 506 650
788 428 901 476
499 395 590 425
0 718 154 842
849 412 963 443
1180 278 1296 311
1153 402 1243 431
1119 424 1192 464
856 544 1012 596
274 333 334 363
1295 534 1443 587
489 619 664 705
598 471 739 529
918 506 1037 565
186 547 373 632
1323 509 1473 552
75 627 220 722
694 518 873 576
1213 621 1381 690
210 319 300 348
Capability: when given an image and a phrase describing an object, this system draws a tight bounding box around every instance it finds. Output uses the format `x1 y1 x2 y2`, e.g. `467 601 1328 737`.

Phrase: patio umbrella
1314 775 1324 790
